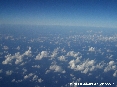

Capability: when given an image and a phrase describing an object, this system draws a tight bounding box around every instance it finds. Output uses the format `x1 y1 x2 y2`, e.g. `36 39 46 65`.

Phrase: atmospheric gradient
0 0 117 28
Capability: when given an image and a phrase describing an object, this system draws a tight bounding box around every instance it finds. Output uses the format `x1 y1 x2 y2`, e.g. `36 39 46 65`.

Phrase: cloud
58 55 67 61
32 65 40 68
38 78 43 83
104 61 116 72
50 48 59 59
2 46 9 50
88 47 95 51
2 47 32 65
35 51 48 60
68 58 96 74
6 70 13 75
109 61 114 66
113 70 117 77
32 75 38 81
49 64 66 73
22 68 27 74
0 69 3 73
16 46 20 50
66 51 81 58
45 70 50 74
24 73 34 79
23 47 32 56
11 79 15 82
95 61 105 69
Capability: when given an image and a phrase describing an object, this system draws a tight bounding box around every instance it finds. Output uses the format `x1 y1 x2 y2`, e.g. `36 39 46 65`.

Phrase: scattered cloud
6 70 13 75
35 51 48 60
2 46 9 50
32 65 40 68
32 75 38 81
24 73 34 79
16 46 20 50
113 70 117 77
58 55 67 61
2 47 32 65
49 64 66 73
104 61 116 72
66 51 81 58
88 47 95 52
69 58 96 74
38 78 43 83
11 79 15 82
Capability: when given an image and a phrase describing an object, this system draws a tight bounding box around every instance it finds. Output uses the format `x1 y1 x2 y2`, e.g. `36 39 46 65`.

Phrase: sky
0 0 117 28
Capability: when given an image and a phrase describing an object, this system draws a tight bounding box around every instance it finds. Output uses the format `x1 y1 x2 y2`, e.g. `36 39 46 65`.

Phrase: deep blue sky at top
0 0 117 28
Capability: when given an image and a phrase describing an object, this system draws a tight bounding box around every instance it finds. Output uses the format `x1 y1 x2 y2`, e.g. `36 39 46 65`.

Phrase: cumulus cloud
68 58 96 74
35 51 48 60
16 46 20 50
11 79 15 82
6 70 13 75
11 79 22 83
38 78 43 83
24 47 32 56
32 65 40 68
104 61 116 72
22 68 27 74
45 70 50 74
50 48 60 59
49 64 66 73
66 51 81 58
24 73 33 79
88 47 95 51
113 70 117 77
2 46 9 50
109 61 114 66
95 61 105 69
58 55 67 61
2 47 32 65
32 75 38 81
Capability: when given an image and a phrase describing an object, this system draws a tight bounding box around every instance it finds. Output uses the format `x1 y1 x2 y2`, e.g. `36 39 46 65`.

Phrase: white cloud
32 65 40 68
2 47 32 65
38 78 43 83
24 73 34 79
49 64 66 73
11 79 15 82
95 61 105 69
104 61 116 72
66 51 81 58
68 60 76 69
50 48 59 59
58 55 67 61
35 51 48 60
32 75 38 81
109 61 114 66
16 46 20 50
24 47 32 56
88 47 95 51
68 58 96 74
113 70 117 77
6 70 13 75
2 46 9 50
45 70 50 74
77 78 81 82
22 68 27 74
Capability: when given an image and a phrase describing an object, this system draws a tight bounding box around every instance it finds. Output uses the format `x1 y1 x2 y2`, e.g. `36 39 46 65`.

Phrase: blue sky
0 0 117 28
